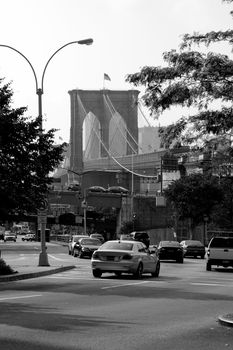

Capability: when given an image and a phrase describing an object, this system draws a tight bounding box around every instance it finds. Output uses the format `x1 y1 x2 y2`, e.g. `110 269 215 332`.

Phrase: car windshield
160 241 180 247
80 238 102 245
100 241 134 251
210 237 233 248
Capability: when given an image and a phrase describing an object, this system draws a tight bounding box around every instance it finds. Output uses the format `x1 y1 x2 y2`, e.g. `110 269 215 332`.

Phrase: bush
0 258 16 275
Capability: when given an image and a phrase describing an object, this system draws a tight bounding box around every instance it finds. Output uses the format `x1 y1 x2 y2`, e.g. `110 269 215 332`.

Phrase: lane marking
101 281 150 289
48 254 73 262
0 294 42 301
191 282 230 287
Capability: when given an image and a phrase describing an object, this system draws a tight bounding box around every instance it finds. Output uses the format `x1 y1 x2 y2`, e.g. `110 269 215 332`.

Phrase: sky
0 0 232 143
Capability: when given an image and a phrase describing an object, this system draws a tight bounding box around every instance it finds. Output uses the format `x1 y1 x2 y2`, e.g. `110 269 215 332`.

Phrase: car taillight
207 249 210 256
92 252 99 259
122 254 133 260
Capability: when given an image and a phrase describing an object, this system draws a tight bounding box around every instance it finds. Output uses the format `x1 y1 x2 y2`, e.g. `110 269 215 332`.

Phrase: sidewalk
0 244 75 282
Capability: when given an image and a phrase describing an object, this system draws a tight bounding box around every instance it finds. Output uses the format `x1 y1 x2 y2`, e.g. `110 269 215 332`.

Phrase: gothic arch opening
109 113 127 157
83 112 101 160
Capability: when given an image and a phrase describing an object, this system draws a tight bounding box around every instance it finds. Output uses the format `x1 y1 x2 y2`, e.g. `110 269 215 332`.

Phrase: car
68 234 89 255
87 186 107 193
206 236 233 271
22 233 36 242
4 231 16 242
157 240 183 263
67 183 81 191
91 240 160 278
180 240 205 259
120 231 150 248
73 237 102 258
107 186 129 195
90 233 105 244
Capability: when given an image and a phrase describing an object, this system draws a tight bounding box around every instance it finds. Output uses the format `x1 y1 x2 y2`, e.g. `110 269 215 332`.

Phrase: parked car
107 186 129 195
4 231 16 242
67 183 81 191
180 240 205 259
206 236 233 271
68 234 89 255
157 241 183 263
22 233 36 242
91 240 160 278
73 237 102 258
87 186 107 193
120 231 150 248
90 233 105 244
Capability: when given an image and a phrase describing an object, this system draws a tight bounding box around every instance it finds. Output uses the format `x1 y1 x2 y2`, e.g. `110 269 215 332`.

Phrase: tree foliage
163 174 223 227
0 79 66 220
126 0 233 150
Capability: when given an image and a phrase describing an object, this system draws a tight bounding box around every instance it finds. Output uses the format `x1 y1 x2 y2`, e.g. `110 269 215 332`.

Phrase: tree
126 0 233 152
163 174 223 238
0 79 66 220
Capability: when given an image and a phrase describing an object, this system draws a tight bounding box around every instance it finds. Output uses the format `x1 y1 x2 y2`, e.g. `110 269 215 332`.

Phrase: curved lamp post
0 38 93 266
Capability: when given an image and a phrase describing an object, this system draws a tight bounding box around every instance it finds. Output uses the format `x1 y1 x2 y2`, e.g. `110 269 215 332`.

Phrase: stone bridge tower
68 89 140 174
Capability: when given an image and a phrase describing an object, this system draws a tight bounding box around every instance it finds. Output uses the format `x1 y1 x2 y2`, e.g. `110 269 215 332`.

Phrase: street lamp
0 38 93 266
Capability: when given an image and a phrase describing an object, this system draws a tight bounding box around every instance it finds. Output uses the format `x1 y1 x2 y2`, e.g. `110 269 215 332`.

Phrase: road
0 239 233 350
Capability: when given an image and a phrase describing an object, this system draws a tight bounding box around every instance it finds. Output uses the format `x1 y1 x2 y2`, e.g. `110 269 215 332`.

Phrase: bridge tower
68 89 140 174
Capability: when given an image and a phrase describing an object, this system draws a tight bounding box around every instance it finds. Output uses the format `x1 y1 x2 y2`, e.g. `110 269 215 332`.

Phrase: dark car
73 237 102 258
87 186 107 193
107 186 129 195
67 183 81 191
120 231 150 248
180 240 205 259
157 240 183 263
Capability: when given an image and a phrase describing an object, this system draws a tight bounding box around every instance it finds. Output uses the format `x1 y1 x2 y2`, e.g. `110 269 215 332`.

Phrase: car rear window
160 241 181 247
186 241 203 247
80 239 102 245
210 237 233 248
100 241 133 251
134 233 149 240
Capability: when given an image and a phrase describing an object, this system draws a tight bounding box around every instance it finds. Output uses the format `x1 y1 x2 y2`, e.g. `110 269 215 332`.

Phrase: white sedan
91 240 160 278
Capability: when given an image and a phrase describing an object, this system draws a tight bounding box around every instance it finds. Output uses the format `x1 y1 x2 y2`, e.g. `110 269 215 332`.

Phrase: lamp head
77 38 93 45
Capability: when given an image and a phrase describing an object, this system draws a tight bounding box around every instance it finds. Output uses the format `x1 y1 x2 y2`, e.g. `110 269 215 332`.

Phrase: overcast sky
0 0 232 142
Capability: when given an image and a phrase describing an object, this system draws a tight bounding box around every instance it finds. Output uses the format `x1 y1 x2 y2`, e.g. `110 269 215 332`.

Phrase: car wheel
201 255 205 259
133 263 143 279
115 272 122 277
176 258 183 263
93 269 102 278
206 262 211 271
151 261 160 277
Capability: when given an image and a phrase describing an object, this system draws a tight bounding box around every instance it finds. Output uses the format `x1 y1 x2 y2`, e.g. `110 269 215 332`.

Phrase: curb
218 314 233 328
0 265 76 282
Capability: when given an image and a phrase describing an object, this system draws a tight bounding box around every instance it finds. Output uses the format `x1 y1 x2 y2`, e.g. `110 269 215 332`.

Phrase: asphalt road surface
0 240 233 350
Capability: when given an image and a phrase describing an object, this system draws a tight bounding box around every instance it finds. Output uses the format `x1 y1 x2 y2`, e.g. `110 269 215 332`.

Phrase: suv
120 231 150 248
206 236 233 271
22 233 36 242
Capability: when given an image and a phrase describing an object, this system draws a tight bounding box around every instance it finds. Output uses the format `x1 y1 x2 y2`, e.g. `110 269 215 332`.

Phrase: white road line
101 281 150 289
48 254 72 262
191 282 230 287
0 294 42 301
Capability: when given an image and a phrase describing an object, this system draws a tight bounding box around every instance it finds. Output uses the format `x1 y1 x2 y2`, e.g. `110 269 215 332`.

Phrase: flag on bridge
104 73 111 81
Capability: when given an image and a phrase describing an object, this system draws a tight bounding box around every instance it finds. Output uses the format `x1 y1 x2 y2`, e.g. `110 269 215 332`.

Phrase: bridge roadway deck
83 151 165 173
